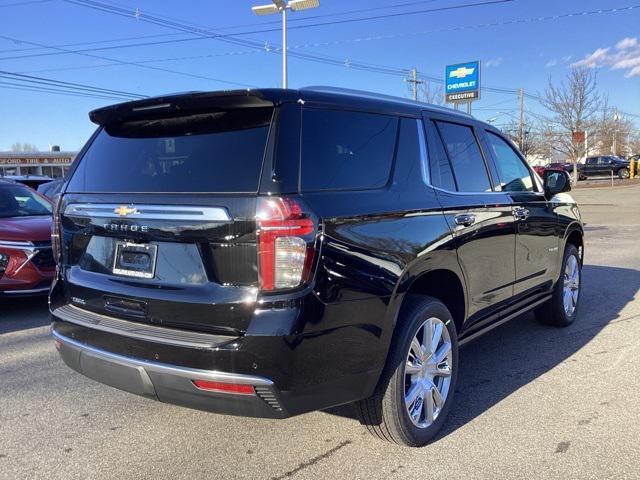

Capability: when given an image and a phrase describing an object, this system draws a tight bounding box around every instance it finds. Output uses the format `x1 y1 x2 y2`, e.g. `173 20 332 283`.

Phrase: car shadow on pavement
325 264 639 438
0 296 50 334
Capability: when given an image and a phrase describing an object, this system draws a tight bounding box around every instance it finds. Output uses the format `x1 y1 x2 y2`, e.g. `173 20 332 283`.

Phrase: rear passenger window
485 132 535 192
301 109 398 191
425 121 456 191
436 122 492 193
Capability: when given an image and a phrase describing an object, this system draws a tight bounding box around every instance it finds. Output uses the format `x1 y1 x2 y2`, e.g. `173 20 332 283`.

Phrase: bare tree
592 101 636 156
541 67 602 183
406 80 444 105
10 142 39 152
500 120 551 161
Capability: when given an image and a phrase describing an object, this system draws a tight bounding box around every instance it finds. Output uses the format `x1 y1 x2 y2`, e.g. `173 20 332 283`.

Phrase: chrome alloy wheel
404 317 453 428
563 254 580 316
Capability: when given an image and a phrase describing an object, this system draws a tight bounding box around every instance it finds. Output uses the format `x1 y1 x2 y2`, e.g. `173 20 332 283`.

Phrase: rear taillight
257 197 316 292
51 194 62 264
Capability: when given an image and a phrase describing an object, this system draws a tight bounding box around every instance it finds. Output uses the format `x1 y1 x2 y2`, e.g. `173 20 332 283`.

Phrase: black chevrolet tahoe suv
50 87 584 447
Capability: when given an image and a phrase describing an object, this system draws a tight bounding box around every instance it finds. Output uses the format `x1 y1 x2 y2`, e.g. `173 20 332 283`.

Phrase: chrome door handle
513 207 530 221
454 213 476 227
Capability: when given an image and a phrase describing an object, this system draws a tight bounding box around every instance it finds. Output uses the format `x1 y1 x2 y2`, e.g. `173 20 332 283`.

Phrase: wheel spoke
434 341 451 364
410 338 424 363
423 319 434 355
430 322 443 354
405 382 423 410
405 362 421 376
424 387 435 424
432 385 445 409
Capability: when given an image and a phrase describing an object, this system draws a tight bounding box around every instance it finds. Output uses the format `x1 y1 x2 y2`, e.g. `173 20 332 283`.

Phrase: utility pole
518 88 525 153
405 67 423 102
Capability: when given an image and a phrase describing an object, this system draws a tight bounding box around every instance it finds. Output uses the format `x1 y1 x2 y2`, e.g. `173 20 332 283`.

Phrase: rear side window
485 132 535 192
301 109 398 191
425 121 456 191
67 108 273 193
436 121 492 193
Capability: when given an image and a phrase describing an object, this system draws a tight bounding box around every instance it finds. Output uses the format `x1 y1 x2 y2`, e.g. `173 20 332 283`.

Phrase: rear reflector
191 380 255 395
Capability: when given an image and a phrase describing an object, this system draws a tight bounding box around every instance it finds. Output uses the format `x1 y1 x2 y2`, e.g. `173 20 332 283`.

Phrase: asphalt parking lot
1 184 639 480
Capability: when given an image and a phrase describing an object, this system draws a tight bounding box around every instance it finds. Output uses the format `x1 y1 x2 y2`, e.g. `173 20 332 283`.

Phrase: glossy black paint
51 87 584 417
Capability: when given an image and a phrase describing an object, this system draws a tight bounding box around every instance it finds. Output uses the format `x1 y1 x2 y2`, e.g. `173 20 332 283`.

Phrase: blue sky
0 0 639 151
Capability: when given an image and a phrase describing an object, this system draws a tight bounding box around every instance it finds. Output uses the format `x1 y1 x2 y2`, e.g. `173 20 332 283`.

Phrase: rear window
301 109 398 192
67 108 273 193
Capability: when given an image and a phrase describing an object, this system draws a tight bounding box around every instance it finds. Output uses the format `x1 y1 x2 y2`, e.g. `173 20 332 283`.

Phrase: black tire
618 167 629 179
535 243 581 327
356 295 458 447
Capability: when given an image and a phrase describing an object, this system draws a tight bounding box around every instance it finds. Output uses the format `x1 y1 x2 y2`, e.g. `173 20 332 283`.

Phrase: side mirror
543 170 571 199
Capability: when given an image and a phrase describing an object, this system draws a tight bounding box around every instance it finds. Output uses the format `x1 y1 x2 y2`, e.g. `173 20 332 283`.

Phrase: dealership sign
0 156 73 165
445 61 480 103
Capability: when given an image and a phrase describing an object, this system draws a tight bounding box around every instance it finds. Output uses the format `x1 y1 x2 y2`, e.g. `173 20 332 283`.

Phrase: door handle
454 213 476 227
513 207 530 221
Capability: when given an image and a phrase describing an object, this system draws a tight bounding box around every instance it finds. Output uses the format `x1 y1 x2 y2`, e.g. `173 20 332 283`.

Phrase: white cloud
570 37 640 79
485 57 503 68
572 48 610 68
562 55 573 63
545 59 558 68
626 65 640 78
616 37 638 50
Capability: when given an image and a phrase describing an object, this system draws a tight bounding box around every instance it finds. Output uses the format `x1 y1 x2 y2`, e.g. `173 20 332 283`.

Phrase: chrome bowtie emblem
114 205 138 217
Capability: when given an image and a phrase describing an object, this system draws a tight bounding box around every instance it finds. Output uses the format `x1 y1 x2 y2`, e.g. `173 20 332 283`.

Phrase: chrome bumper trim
2 287 50 295
52 329 273 386
52 304 235 349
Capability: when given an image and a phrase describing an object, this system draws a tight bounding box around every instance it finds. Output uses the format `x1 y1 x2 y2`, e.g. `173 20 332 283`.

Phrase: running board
458 294 552 347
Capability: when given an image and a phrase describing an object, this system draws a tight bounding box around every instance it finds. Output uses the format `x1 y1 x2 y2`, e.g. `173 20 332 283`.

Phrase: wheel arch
395 267 467 335
563 223 584 264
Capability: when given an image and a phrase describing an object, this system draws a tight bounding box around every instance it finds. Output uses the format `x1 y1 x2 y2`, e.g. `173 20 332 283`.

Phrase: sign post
445 61 481 113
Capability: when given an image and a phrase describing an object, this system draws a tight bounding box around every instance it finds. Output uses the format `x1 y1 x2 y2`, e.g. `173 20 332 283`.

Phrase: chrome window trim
416 118 431 187
64 203 231 222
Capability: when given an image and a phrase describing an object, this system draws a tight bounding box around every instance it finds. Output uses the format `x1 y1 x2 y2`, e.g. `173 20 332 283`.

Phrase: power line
0 34 258 88
0 81 137 101
57 0 514 73
0 70 145 99
0 0 52 7
3 2 633 63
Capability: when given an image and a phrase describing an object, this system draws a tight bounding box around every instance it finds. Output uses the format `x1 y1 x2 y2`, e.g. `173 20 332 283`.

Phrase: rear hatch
57 97 279 335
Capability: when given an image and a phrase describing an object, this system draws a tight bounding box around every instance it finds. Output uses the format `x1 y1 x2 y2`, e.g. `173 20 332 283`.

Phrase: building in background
0 146 76 178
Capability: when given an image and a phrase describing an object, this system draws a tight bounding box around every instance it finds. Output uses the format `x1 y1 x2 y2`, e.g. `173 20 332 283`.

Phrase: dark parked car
0 180 55 296
532 162 566 177
578 156 631 179
50 88 584 447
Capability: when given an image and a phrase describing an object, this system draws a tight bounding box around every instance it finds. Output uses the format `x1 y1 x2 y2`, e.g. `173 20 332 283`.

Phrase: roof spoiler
89 90 278 126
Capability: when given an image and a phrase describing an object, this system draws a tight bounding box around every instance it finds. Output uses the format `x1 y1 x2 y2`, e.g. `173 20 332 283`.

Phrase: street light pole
252 0 320 89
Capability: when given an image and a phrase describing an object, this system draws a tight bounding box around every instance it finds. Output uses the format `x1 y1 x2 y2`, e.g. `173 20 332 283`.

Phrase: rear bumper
52 329 288 418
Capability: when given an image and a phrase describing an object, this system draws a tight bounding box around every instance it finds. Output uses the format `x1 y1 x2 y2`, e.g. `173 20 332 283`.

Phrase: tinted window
0 184 51 218
436 122 491 192
301 109 398 191
395 118 424 184
425 121 456 191
485 132 535 192
67 108 273 193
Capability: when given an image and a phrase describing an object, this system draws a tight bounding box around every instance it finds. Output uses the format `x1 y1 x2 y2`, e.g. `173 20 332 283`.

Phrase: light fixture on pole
251 0 320 89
